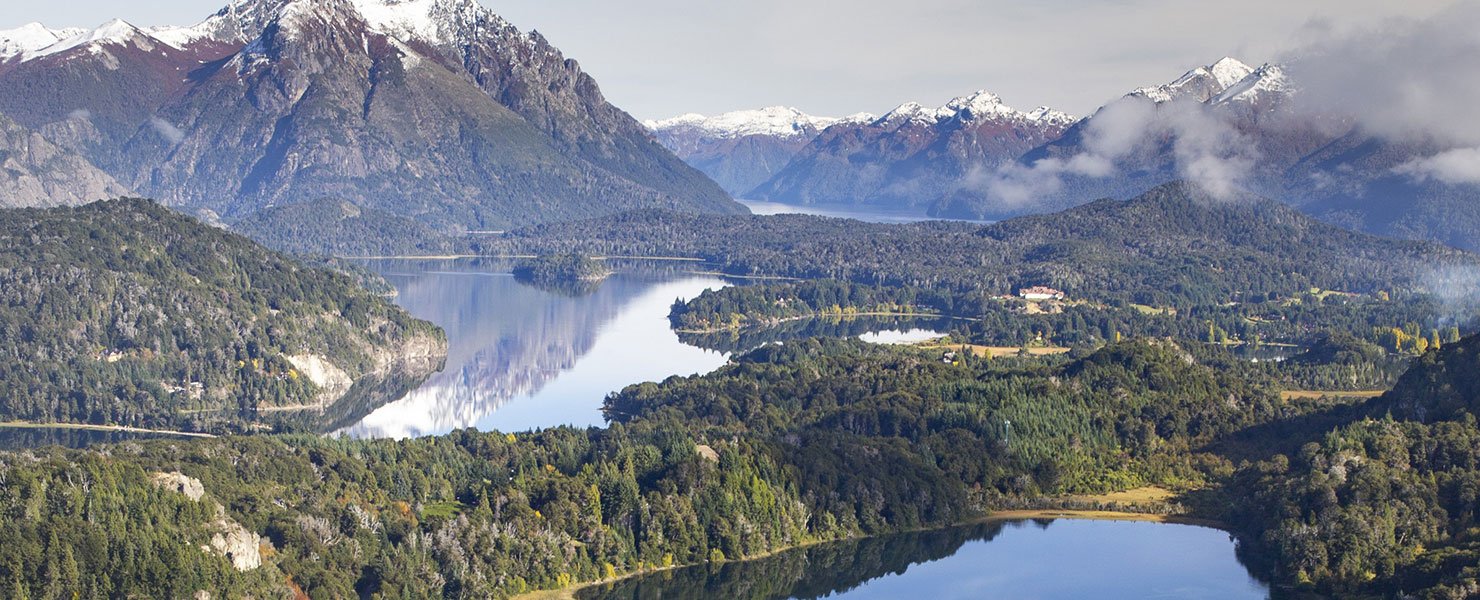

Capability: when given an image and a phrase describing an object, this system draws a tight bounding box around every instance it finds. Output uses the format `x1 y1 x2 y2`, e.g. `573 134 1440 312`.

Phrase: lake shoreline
511 506 1231 600
674 311 960 335
0 421 216 439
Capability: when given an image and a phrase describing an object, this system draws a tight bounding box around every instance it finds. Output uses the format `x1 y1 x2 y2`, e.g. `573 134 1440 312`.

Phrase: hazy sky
0 0 1461 119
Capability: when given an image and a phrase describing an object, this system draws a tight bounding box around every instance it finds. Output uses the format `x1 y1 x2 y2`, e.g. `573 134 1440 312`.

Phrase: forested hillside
1224 334 1480 598
2 332 1477 597
0 199 446 433
0 338 1282 598
492 182 1474 305
230 198 458 258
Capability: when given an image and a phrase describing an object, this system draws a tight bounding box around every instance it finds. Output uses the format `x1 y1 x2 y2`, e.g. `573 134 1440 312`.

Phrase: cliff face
0 112 130 207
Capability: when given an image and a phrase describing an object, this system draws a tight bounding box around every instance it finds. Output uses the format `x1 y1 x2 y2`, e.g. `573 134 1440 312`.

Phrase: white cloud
149 116 185 144
1396 147 1480 185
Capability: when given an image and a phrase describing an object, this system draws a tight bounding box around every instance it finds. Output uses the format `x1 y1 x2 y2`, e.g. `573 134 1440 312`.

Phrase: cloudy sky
0 0 1460 119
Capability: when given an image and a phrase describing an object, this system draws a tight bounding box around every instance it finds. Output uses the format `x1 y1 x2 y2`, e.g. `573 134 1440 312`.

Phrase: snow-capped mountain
0 23 87 60
873 91 1076 128
1129 57 1255 104
645 107 874 195
0 0 740 233
646 107 868 141
746 90 1076 208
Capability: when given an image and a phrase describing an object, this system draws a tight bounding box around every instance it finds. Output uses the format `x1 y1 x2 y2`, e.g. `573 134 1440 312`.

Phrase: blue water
582 519 1268 600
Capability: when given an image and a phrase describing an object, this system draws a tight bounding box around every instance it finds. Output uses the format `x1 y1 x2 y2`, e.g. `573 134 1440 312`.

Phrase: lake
342 259 959 439
580 518 1270 600
340 259 734 438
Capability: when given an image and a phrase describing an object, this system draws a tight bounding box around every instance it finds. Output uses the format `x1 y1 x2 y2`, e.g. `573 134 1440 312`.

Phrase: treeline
515 251 612 285
0 199 445 433
608 338 1282 495
673 279 1449 379
230 197 459 258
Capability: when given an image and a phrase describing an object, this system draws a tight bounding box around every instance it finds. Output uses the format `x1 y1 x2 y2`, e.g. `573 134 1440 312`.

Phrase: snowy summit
645 107 866 140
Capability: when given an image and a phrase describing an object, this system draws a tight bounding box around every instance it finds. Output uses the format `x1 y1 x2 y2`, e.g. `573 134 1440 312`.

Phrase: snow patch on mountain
0 23 86 59
1211 63 1291 105
15 19 155 61
646 107 853 139
875 90 1074 127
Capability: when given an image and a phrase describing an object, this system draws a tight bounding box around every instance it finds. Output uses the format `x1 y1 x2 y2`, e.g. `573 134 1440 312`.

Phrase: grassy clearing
1066 486 1176 506
1130 303 1176 316
918 343 1072 358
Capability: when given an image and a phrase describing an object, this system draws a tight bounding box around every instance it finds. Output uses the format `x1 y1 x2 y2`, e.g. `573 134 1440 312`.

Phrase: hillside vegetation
0 199 446 433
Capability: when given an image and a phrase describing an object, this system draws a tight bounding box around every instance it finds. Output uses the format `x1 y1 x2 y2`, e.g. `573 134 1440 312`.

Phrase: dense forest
1219 334 1480 598
511 255 612 296
2 330 1478 597
0 336 1361 598
0 199 446 433
230 198 459 258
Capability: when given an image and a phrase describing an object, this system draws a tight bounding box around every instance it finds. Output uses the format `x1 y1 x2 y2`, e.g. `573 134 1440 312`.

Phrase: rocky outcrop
286 353 354 407
150 472 206 502
150 471 264 572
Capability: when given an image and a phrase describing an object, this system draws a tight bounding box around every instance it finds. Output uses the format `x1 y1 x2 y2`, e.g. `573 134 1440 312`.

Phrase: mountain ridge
0 0 742 231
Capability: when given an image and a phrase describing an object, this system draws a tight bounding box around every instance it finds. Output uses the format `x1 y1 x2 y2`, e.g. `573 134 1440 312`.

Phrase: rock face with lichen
150 472 206 502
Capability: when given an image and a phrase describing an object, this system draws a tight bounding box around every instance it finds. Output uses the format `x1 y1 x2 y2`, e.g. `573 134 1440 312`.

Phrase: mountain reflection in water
582 519 1269 600
340 260 731 438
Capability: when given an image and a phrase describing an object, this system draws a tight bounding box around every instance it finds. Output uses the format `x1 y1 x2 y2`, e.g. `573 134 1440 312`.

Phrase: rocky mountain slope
645 107 872 196
746 91 1074 210
0 111 131 207
0 0 741 232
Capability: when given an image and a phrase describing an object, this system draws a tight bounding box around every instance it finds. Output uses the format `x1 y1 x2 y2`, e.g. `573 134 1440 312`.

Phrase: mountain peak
646 106 844 139
877 91 1073 126
1131 57 1255 104
0 22 69 58
19 18 158 60
1208 57 1255 87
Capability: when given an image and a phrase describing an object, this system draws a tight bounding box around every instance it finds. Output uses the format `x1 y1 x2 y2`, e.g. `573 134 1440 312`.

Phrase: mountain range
0 0 742 230
648 92 1075 208
650 57 1480 252
645 107 873 196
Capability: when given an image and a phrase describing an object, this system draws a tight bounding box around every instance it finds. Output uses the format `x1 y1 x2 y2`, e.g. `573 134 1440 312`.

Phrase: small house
1018 286 1065 301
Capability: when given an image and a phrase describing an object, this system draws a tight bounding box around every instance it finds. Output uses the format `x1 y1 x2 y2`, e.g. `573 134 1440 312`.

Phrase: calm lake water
342 259 963 439
581 519 1270 600
341 259 734 438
